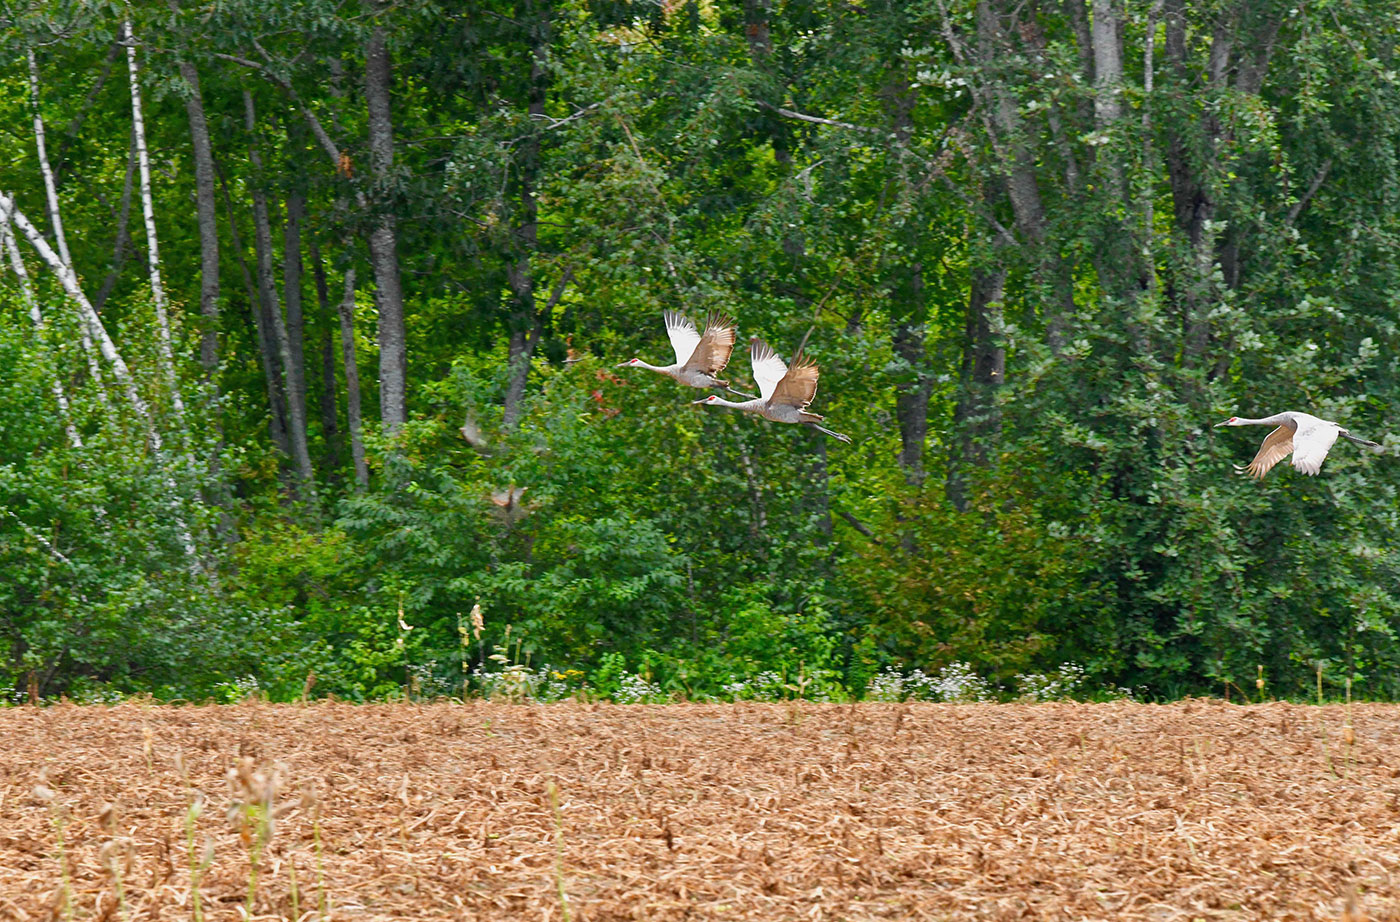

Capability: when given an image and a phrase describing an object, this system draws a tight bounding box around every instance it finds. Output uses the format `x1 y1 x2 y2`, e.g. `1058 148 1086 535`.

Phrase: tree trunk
178 59 221 375
947 267 1007 510
283 190 309 446
28 48 107 403
1090 0 1124 127
27 51 73 269
2 192 198 562
94 126 137 315
892 304 931 488
309 240 340 475
884 70 930 488
217 165 290 456
125 22 183 420
244 90 315 493
0 213 81 446
337 268 369 488
971 0 1075 351
364 25 407 433
502 7 550 429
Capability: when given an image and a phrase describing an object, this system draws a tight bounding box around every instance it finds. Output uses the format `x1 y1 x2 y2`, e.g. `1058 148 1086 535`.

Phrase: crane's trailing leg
809 424 852 444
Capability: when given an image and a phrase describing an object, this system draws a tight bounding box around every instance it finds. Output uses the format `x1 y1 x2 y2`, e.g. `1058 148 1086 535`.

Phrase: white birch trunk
1 190 198 563
28 48 108 403
125 21 184 420
27 51 73 270
0 215 81 447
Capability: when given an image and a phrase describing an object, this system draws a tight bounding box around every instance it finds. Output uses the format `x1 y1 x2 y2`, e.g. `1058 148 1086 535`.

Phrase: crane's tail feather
811 424 853 444
1341 432 1384 450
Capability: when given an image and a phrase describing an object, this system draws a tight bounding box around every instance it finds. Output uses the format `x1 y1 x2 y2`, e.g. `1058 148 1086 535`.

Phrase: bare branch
1285 158 1332 226
836 509 881 544
214 51 345 165
759 101 884 135
529 100 604 131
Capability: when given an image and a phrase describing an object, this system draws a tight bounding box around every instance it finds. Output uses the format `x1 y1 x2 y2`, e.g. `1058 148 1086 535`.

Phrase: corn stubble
1 699 1398 920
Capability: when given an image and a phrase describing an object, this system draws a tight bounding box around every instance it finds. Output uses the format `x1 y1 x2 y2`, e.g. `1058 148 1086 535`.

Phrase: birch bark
28 48 107 401
27 51 73 269
0 215 81 447
125 22 184 420
1 191 198 561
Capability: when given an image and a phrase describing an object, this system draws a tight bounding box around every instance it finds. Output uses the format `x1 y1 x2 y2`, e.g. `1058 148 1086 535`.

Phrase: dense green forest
2 0 1399 704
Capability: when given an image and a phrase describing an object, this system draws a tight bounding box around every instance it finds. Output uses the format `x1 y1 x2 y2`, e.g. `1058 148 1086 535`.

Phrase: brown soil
0 699 1396 920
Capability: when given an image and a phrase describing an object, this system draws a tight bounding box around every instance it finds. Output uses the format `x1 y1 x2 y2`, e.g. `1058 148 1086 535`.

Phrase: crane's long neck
1234 413 1292 426
706 396 762 411
634 360 671 373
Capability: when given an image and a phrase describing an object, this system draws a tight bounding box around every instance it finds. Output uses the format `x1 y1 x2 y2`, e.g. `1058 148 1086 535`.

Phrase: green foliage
4 0 1400 704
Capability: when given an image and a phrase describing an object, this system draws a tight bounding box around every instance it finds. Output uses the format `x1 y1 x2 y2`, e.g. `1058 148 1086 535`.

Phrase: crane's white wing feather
750 338 789 402
1291 423 1340 475
663 311 701 366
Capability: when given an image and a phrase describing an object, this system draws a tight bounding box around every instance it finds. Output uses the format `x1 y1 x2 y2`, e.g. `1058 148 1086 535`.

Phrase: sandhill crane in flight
488 485 536 527
693 338 852 443
1215 411 1382 479
616 311 740 391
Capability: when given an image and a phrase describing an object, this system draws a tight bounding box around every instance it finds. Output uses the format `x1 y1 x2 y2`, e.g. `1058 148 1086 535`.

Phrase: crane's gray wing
1242 423 1295 479
663 311 702 366
770 353 820 410
681 312 737 375
1291 424 1340 475
750 338 789 401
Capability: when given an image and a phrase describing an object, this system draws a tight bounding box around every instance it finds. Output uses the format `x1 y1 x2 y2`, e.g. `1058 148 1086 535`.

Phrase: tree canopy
2 0 1398 703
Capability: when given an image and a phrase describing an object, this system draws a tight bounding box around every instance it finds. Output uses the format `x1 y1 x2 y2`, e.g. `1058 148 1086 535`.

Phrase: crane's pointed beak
1213 419 1230 428
691 398 710 405
614 361 631 368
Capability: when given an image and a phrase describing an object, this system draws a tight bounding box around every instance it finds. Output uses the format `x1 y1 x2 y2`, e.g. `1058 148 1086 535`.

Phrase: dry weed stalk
226 756 285 912
310 785 329 921
33 773 73 922
174 750 213 922
547 780 572 922
97 801 133 922
1316 664 1340 778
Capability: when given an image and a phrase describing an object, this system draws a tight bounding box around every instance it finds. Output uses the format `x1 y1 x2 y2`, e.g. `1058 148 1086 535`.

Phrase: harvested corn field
1 700 1398 921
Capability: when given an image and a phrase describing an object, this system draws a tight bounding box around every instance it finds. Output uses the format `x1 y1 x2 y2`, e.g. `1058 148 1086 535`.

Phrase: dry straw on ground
1 699 1397 920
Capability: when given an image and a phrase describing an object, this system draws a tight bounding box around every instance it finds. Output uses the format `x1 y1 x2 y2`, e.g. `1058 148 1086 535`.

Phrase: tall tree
364 22 407 433
176 55 221 376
